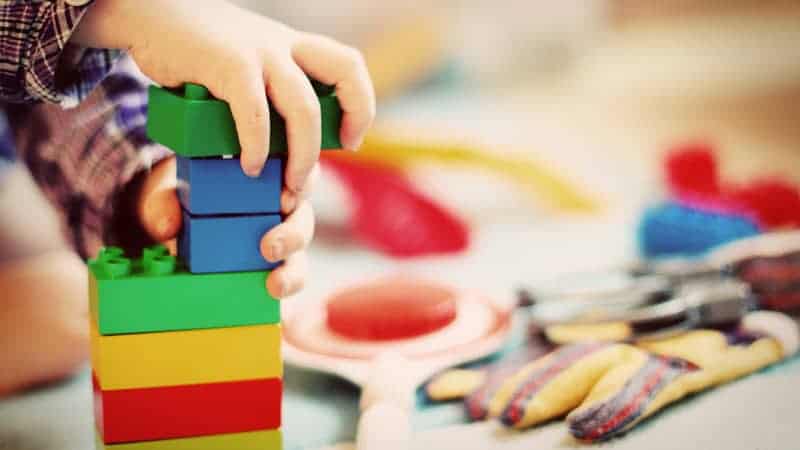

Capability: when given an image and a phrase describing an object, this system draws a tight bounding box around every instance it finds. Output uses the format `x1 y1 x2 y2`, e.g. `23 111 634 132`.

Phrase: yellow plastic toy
329 131 601 213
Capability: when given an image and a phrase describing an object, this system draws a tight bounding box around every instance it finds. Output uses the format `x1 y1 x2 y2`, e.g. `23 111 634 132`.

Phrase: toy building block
91 322 282 390
147 83 342 157
268 93 342 154
96 429 282 450
177 156 282 215
94 375 281 444
179 212 281 273
88 246 279 335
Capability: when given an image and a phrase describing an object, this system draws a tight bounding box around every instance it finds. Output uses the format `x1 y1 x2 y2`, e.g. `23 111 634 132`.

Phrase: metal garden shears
519 232 800 339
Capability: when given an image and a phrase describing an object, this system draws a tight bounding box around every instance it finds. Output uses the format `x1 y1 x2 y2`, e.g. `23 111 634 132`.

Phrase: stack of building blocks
90 81 342 449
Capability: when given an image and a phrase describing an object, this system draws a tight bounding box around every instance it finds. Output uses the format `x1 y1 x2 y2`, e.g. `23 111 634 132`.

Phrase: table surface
3 197 798 450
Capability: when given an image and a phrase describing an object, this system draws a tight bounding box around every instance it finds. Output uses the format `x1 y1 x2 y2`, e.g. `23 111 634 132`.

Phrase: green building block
146 82 343 158
88 246 279 335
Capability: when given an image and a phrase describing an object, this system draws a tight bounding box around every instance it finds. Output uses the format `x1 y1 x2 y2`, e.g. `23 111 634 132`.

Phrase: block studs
184 83 210 100
99 257 132 279
146 255 177 276
142 244 177 276
88 247 131 279
98 246 125 261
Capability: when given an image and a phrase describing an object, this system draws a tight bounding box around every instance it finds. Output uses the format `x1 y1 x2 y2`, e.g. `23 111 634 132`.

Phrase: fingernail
344 133 365 151
243 161 262 178
270 237 285 261
280 275 293 298
351 135 365 151
288 177 304 195
282 191 297 213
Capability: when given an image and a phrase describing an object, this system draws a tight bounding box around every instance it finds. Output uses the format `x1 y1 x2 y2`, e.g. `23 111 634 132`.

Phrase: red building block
94 374 282 444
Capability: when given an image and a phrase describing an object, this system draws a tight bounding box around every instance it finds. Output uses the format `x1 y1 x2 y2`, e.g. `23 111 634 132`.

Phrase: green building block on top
146 82 343 158
88 245 279 335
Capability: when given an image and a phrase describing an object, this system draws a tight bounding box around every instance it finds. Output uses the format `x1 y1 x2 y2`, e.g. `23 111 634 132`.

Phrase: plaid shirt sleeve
0 0 120 106
8 57 172 259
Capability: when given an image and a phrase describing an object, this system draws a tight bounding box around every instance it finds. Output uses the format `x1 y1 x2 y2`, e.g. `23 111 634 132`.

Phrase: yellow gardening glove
426 311 799 442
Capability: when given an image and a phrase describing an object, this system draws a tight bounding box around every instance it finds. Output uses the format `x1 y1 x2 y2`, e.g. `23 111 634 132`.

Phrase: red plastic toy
664 142 800 230
321 156 469 258
665 142 721 199
325 277 458 341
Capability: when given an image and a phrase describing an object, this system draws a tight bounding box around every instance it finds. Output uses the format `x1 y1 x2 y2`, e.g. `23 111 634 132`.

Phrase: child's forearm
70 0 137 50
72 0 206 51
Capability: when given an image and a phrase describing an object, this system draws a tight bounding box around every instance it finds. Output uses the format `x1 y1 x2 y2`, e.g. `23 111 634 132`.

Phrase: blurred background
237 0 800 180
236 0 800 250
234 2 800 447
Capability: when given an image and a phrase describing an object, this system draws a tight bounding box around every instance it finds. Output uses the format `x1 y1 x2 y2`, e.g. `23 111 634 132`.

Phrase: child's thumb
137 157 183 243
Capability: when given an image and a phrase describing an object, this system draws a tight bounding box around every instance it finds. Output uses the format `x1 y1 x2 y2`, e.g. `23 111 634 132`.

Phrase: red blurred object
738 259 800 285
664 143 800 230
726 179 800 229
325 277 458 341
759 291 800 311
664 142 721 199
321 155 470 258
734 252 800 311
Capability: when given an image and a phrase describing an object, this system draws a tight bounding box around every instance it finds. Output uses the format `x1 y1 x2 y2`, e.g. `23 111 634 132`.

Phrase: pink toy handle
356 353 415 450
356 403 411 450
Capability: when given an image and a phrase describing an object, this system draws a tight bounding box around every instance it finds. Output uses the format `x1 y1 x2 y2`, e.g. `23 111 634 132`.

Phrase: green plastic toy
88 245 279 335
146 82 343 157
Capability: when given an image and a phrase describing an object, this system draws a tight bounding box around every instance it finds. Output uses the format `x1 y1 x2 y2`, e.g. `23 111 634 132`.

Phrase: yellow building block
96 429 282 450
91 323 282 390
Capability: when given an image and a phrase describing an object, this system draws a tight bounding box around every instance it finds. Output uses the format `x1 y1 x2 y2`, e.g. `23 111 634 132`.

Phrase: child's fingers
217 60 270 177
281 162 319 214
137 157 182 242
263 61 321 193
292 33 376 151
266 251 308 299
260 200 315 263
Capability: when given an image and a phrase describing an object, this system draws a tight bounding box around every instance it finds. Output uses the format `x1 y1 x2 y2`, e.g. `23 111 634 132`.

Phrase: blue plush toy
638 202 761 259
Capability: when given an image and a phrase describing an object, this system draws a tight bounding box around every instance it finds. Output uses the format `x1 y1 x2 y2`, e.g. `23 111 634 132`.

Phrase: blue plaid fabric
0 113 12 173
0 2 166 257
0 0 121 170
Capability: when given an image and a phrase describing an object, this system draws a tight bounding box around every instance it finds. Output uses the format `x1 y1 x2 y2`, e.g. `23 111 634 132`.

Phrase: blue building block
177 156 282 215
179 212 282 273
638 202 761 259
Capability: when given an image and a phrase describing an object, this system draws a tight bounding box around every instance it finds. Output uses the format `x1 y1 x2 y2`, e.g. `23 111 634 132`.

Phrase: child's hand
74 0 375 188
74 0 375 298
138 156 318 299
